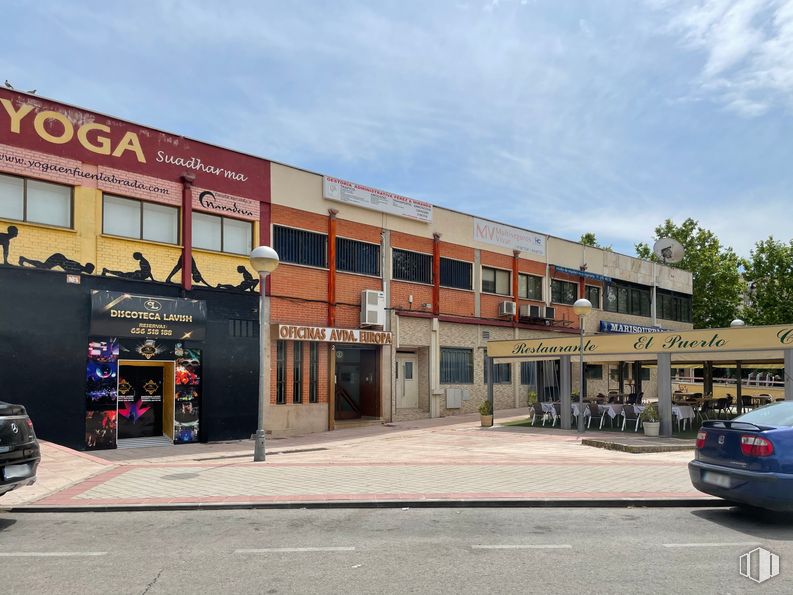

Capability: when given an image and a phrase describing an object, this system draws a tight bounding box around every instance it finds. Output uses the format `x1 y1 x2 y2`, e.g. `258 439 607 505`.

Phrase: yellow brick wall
96 235 183 284
3 183 260 289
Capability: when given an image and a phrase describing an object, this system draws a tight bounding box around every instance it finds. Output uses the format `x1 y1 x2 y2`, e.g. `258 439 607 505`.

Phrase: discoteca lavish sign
90 291 207 340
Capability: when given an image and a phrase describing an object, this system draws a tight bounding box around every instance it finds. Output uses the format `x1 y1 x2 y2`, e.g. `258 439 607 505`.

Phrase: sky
3 0 792 259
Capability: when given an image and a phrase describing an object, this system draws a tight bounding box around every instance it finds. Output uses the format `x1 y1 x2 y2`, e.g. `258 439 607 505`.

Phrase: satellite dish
653 238 684 264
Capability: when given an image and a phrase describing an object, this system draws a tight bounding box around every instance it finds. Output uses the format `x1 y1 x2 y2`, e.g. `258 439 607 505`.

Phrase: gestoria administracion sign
487 325 793 358
323 176 433 223
275 324 392 345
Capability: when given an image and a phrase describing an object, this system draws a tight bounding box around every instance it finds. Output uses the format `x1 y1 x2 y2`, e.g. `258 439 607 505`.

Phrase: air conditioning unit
519 304 542 318
544 306 556 320
498 301 517 317
360 290 386 327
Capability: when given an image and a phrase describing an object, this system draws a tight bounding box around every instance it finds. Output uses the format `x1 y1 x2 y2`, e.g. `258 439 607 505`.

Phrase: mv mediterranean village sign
487 324 793 359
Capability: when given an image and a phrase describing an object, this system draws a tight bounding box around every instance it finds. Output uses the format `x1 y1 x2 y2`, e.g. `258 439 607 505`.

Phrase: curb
4 498 728 513
581 438 695 453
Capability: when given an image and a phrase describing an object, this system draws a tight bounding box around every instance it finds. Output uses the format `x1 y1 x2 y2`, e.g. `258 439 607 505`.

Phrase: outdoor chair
698 399 713 421
635 392 644 405
621 404 641 432
552 402 562 427
587 402 607 429
529 402 547 426
741 395 754 411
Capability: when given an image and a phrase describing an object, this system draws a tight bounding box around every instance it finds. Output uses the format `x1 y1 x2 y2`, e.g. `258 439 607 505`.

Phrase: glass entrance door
117 364 164 439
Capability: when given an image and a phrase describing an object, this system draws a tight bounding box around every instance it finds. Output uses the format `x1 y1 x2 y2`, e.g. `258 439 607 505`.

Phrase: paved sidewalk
2 409 715 510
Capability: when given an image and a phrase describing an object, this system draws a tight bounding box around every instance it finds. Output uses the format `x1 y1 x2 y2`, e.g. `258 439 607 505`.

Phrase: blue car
689 401 793 511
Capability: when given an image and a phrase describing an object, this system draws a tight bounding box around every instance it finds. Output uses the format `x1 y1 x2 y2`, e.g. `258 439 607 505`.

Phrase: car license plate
702 471 731 488
2 463 33 481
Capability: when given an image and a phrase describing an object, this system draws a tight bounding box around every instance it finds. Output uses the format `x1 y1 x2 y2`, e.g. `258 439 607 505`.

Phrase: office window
585 285 601 309
337 237 380 276
293 342 303 404
440 257 472 290
482 267 510 295
519 274 543 300
440 348 473 384
604 281 652 317
520 361 537 386
551 279 577 305
392 248 432 284
585 365 603 380
276 340 286 404
657 289 692 323
274 225 327 268
103 194 179 244
0 173 72 228
192 212 252 255
309 342 319 403
485 361 512 384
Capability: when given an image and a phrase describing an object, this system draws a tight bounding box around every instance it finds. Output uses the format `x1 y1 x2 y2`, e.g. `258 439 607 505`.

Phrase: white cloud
656 0 793 116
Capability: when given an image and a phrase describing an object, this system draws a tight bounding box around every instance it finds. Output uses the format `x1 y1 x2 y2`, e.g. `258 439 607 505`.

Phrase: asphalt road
1 507 792 594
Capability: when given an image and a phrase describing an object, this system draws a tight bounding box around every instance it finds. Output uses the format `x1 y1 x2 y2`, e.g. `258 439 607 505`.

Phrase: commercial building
0 89 693 449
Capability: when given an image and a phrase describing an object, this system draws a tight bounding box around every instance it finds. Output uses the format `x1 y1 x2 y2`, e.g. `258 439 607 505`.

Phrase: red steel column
260 161 272 296
328 209 338 327
180 173 195 291
432 233 441 316
260 200 272 296
512 250 520 325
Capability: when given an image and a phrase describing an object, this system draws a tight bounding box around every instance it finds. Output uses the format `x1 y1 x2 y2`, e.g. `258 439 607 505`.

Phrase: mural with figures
0 222 259 291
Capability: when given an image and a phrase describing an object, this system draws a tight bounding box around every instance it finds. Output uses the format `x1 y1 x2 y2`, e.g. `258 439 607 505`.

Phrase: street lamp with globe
573 298 592 433
249 245 279 462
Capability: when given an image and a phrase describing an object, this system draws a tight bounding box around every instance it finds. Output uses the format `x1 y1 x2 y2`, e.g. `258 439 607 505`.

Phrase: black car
0 401 40 496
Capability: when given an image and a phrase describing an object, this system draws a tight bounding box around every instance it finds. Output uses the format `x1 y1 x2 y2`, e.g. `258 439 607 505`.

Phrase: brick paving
2 409 713 509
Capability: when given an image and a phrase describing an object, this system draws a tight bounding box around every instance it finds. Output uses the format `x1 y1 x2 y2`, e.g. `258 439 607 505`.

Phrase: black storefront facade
0 266 261 451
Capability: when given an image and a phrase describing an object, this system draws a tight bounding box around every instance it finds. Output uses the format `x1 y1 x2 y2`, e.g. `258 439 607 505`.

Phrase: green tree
580 233 612 251
635 218 744 329
742 237 793 325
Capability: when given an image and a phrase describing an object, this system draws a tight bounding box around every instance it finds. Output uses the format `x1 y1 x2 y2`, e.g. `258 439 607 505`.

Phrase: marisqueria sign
487 324 793 359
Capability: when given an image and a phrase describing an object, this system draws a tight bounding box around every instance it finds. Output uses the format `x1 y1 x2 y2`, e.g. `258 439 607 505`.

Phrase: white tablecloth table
599 404 624 419
672 405 695 430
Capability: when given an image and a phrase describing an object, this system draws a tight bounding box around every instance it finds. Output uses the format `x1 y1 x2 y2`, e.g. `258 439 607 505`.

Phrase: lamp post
249 245 280 462
573 298 592 433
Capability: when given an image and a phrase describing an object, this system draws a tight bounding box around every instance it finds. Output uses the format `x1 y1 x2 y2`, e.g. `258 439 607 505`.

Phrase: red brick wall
391 280 433 312
391 230 433 253
272 204 327 233
440 288 475 316
337 218 382 243
439 241 474 262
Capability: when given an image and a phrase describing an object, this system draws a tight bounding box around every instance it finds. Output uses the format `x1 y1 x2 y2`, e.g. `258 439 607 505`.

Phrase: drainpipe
432 233 441 316
328 209 338 327
180 173 195 291
512 250 520 326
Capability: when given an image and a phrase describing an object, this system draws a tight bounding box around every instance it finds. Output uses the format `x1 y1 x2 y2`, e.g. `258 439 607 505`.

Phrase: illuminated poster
85 339 120 450
174 348 201 443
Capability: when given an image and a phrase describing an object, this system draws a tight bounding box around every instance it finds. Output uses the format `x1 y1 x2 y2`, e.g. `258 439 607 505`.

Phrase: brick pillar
328 209 338 327
432 233 441 316
180 173 195 291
